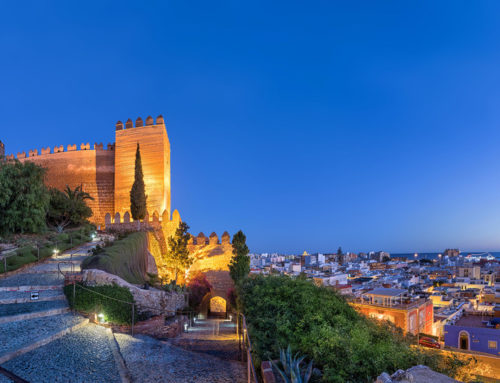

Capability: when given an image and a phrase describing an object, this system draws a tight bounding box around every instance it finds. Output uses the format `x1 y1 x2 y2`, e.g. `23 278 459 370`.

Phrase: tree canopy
0 160 49 234
229 230 250 285
238 275 472 383
46 185 94 232
165 221 192 283
130 143 147 220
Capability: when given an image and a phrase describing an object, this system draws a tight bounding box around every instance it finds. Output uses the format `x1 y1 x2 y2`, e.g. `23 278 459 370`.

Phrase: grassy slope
81 232 148 285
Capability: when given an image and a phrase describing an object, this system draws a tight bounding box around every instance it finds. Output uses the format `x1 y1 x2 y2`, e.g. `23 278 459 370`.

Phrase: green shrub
39 246 54 259
56 233 69 243
3 252 37 271
16 246 35 257
238 275 468 383
64 283 136 325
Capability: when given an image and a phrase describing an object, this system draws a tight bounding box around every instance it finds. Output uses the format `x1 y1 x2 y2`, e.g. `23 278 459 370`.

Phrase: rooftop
454 314 497 328
365 287 407 297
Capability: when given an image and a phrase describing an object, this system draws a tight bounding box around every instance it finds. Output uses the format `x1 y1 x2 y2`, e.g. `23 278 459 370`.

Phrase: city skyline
2 2 500 253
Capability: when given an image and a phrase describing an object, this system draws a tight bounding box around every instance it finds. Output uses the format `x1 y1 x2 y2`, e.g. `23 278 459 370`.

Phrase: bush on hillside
81 232 148 284
64 283 136 325
187 272 212 311
0 231 92 273
238 275 470 383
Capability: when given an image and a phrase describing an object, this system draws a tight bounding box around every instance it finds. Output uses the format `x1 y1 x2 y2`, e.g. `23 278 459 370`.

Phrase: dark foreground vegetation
0 160 94 236
238 275 473 383
64 283 136 325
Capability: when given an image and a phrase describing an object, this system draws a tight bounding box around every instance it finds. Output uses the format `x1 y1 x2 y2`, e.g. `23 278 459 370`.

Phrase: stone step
114 333 247 383
0 285 61 293
0 287 64 303
3 323 122 383
0 370 13 383
0 273 64 288
0 313 88 364
0 300 69 322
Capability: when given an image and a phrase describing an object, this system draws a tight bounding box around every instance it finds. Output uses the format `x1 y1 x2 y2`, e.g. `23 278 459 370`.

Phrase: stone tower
0 140 4 157
114 115 171 220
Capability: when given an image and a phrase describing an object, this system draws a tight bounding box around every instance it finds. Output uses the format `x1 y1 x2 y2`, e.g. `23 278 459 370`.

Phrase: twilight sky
2 1 500 254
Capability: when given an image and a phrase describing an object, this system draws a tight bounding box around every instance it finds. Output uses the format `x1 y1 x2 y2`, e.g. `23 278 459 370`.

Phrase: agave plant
271 345 313 383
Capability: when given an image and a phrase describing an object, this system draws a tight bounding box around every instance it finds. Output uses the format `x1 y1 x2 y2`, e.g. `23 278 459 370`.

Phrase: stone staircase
0 242 247 383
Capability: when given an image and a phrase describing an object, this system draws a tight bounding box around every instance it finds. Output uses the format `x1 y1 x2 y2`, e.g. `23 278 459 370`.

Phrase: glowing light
184 323 188 332
53 249 59 256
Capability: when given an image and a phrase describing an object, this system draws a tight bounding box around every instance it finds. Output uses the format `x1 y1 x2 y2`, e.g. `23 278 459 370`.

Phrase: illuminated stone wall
17 144 115 226
114 116 170 220
5 115 170 227
187 232 234 299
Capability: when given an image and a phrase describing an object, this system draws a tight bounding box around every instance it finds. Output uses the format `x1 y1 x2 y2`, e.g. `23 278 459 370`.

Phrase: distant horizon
3 2 500 253
251 249 500 256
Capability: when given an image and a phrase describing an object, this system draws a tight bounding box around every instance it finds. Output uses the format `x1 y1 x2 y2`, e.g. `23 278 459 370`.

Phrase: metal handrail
238 313 258 383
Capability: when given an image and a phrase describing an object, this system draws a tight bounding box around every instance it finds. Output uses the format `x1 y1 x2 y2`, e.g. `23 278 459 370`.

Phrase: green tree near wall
229 230 250 285
130 143 147 220
46 185 94 232
0 160 49 234
165 221 192 283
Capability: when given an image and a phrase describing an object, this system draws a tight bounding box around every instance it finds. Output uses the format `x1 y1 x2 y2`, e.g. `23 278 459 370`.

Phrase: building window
488 341 497 349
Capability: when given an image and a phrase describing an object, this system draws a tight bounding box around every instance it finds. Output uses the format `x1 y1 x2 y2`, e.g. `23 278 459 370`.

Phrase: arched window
459 331 470 350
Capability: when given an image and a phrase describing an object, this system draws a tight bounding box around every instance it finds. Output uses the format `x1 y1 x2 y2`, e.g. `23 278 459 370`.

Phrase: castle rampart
3 115 170 229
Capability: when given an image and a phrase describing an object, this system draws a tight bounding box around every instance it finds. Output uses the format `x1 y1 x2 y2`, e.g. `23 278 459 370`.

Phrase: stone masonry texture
6 115 170 227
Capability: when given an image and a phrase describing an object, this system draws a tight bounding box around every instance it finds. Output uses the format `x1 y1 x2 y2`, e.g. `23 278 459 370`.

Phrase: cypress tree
229 230 250 285
130 143 147 220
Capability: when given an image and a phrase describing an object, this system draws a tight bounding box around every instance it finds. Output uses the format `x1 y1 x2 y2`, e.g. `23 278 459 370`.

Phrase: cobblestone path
171 318 243 361
115 332 247 383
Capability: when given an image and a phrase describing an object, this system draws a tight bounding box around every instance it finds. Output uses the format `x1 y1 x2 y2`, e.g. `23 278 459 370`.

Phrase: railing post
247 348 251 383
37 246 40 262
73 282 76 314
3 256 6 273
131 304 135 336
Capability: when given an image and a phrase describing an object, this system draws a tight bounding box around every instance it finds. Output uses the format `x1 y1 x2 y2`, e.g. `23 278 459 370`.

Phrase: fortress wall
19 147 115 226
114 118 170 219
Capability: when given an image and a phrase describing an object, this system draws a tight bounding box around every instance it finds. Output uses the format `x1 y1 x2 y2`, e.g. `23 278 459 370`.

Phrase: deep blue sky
2 1 500 254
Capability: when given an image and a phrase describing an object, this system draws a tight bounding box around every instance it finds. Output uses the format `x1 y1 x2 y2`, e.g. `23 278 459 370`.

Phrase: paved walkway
171 318 243 361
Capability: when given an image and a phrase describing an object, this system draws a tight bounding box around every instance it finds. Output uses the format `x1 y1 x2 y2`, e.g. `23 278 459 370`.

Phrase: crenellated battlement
7 142 116 159
188 231 231 247
2 113 168 228
116 115 165 131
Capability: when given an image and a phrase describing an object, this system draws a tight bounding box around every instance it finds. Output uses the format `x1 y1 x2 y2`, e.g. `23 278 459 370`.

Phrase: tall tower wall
114 116 171 219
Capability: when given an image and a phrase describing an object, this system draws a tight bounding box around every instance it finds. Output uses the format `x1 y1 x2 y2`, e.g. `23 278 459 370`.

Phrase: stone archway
209 296 227 317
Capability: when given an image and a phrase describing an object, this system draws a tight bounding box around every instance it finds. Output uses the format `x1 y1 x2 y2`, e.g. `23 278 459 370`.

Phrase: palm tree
47 185 94 232
64 185 94 203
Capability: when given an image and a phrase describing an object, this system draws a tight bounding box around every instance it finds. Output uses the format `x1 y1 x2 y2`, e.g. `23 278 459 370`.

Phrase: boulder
375 366 462 383
82 269 185 317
